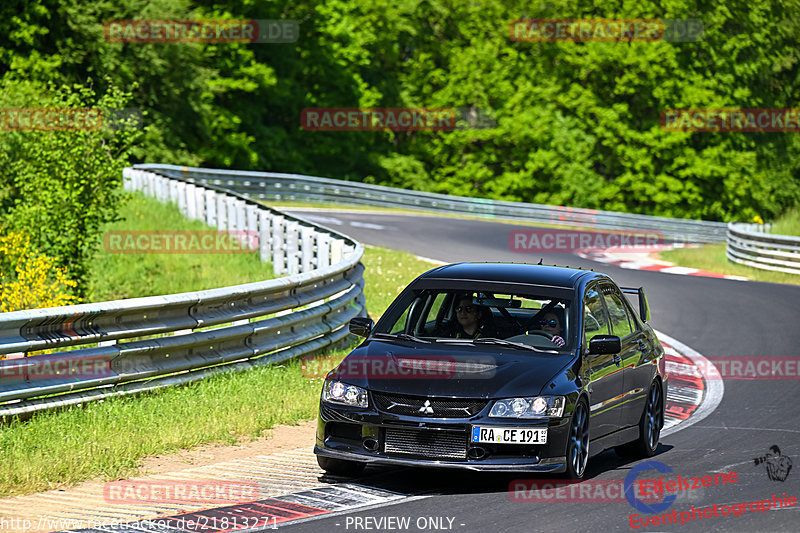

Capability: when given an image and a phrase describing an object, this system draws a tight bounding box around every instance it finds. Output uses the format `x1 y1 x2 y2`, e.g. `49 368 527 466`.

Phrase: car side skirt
588 426 640 458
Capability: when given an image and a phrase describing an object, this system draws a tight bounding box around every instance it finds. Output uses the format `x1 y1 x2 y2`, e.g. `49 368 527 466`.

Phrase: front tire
565 398 590 479
317 454 366 477
615 380 663 458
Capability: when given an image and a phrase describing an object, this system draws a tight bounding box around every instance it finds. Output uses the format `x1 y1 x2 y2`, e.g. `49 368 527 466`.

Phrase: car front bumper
315 399 571 473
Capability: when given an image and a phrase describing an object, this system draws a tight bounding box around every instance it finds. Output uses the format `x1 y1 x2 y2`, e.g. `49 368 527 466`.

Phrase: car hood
328 339 576 398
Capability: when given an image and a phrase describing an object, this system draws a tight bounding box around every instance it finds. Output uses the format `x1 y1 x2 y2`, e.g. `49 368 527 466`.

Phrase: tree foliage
0 0 797 250
0 79 142 294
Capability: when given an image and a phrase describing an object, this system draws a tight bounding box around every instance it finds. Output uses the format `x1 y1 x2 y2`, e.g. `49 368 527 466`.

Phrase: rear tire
615 380 663 458
317 454 366 477
564 398 590 479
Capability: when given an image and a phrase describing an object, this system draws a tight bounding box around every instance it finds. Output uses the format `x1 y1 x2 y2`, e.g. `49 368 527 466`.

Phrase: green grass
0 361 325 496
658 244 800 285
771 206 800 237
87 193 273 301
0 237 438 497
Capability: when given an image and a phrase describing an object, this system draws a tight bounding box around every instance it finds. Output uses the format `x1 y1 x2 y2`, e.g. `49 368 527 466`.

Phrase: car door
602 285 649 427
582 285 623 439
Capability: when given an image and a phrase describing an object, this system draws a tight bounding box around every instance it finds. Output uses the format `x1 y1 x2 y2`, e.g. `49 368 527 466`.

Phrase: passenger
538 309 566 347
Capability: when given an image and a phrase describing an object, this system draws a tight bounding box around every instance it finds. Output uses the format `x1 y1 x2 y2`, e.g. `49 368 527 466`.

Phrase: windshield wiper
471 337 549 352
371 332 431 343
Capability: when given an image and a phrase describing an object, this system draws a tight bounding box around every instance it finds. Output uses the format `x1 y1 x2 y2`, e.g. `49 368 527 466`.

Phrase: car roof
416 262 602 289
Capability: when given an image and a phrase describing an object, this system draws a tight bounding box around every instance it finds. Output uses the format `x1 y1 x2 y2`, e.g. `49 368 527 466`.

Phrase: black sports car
314 263 666 478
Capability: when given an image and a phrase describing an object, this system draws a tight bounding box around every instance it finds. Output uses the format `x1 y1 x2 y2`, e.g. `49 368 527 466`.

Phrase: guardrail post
195 186 206 221
259 210 272 262
272 215 285 275
169 179 179 205
245 205 259 251
226 197 238 238
157 176 168 203
161 175 171 203
234 200 247 247
301 227 315 272
127 169 138 192
185 184 197 219
216 194 227 232
316 234 331 268
177 182 187 215
145 172 156 197
287 221 300 275
205 190 217 226
331 238 344 264
123 168 133 191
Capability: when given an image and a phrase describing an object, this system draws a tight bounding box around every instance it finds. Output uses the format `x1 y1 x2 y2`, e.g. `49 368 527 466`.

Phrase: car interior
394 290 571 349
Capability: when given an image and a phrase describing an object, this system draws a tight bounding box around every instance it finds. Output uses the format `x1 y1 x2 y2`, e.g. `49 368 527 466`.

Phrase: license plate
471 426 547 444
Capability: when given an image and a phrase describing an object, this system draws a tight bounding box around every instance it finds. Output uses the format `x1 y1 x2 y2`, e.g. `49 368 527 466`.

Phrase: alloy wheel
568 401 589 477
645 383 663 451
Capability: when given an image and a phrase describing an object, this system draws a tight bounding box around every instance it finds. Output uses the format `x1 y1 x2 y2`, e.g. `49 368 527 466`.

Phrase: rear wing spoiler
620 286 650 322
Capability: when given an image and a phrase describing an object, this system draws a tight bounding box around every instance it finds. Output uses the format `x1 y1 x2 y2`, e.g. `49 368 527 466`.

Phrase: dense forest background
0 0 799 297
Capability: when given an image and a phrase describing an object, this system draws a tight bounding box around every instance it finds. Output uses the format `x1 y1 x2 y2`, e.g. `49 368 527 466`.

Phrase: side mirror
588 335 621 355
349 317 373 338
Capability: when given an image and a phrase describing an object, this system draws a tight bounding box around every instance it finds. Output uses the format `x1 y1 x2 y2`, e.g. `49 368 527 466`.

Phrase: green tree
0 78 143 295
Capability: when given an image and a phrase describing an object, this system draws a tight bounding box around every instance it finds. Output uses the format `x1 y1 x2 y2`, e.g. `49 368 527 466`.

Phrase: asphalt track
280 210 800 533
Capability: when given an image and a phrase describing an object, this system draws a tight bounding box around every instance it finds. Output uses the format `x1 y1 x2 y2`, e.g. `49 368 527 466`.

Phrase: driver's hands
551 335 565 347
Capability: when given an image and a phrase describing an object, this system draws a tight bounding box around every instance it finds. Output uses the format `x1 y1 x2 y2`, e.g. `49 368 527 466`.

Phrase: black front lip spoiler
314 445 566 473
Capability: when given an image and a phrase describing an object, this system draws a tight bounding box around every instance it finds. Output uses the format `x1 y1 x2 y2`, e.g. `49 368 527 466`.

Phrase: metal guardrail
727 222 800 275
134 164 730 244
0 169 366 416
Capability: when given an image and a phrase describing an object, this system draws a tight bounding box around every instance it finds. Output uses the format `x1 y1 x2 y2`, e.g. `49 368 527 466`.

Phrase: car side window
389 306 411 334
428 293 447 324
603 290 635 338
583 287 610 345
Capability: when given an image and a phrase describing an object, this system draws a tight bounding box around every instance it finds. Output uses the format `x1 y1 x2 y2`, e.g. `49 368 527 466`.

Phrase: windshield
374 289 572 351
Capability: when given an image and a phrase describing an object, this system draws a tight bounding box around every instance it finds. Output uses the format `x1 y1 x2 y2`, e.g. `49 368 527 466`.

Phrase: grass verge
0 242 438 497
657 244 800 285
771 206 800 237
87 192 272 301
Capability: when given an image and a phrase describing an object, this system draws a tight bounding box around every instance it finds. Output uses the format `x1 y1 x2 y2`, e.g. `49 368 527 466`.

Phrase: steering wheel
525 329 554 340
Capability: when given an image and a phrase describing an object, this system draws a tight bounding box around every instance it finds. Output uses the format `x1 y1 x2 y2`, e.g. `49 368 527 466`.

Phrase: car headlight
489 396 565 418
322 380 369 408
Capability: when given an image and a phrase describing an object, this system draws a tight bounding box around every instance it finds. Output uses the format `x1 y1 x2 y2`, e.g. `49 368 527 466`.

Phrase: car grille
384 428 467 459
372 393 487 418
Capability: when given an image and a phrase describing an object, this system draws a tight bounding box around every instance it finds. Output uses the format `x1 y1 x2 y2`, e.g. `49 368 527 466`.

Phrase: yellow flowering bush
0 231 78 313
